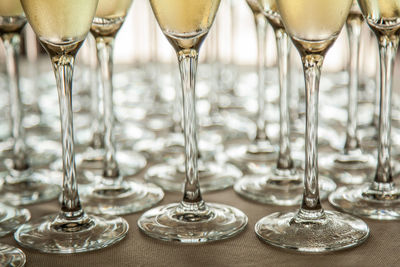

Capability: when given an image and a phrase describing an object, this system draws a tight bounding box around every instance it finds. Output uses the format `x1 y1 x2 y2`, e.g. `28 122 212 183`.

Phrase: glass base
319 152 376 184
226 143 277 174
138 202 248 243
77 150 147 177
80 180 164 215
255 210 369 253
0 243 26 267
145 161 242 193
329 183 400 220
234 172 336 206
14 213 128 254
0 169 61 205
0 203 30 237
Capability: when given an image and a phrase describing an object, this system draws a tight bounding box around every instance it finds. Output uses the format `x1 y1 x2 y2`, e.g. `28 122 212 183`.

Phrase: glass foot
80 180 164 215
234 172 336 206
226 143 277 174
138 202 248 243
0 243 26 267
145 161 242 192
0 203 30 237
319 152 376 184
14 213 128 254
329 183 400 220
255 210 369 253
77 150 147 177
0 169 61 205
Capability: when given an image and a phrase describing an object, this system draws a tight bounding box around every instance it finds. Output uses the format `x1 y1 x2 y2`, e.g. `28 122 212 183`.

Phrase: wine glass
255 0 369 252
15 0 129 253
138 0 248 243
225 0 277 174
329 0 400 220
0 0 61 206
319 1 376 184
79 0 164 215
234 0 337 206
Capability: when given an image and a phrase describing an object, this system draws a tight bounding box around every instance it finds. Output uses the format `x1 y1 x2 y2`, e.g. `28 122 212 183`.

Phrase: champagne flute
15 0 129 253
319 1 376 184
234 0 336 205
255 0 369 252
138 0 247 242
330 0 400 220
79 0 164 215
0 0 60 205
225 0 277 174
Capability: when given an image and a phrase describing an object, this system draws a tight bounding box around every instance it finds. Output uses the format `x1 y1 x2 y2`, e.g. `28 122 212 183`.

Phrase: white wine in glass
330 0 400 220
79 0 164 216
15 0 129 254
138 0 248 243
254 0 369 252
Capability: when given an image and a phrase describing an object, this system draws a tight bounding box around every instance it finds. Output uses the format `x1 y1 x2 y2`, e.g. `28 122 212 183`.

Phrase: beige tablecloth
1 181 399 267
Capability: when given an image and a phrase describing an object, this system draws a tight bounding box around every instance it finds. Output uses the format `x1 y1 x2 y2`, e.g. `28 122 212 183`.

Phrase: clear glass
329 1 400 220
138 0 247 242
320 4 375 184
235 22 335 205
79 4 164 215
0 15 60 206
226 5 277 174
14 0 129 253
255 0 369 252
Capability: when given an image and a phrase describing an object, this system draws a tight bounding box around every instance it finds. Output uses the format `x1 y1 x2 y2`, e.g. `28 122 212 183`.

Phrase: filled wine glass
234 0 336 206
329 0 400 220
319 1 376 184
0 0 61 205
138 0 248 243
255 0 369 252
14 0 129 253
79 0 164 215
225 0 277 174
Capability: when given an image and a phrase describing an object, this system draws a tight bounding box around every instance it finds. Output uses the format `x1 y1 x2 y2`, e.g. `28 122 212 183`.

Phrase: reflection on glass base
0 169 61 205
319 153 376 184
0 244 26 267
234 172 336 206
138 202 247 243
14 213 128 254
226 143 277 174
0 203 30 237
329 183 400 220
255 210 369 253
80 180 164 215
145 161 242 193
76 150 147 177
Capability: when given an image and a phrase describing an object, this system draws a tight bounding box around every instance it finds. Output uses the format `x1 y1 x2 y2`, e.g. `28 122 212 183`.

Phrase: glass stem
178 49 204 210
297 54 324 219
344 15 362 153
274 28 293 170
373 34 399 185
89 34 103 149
254 13 268 141
51 53 83 219
96 36 120 179
1 33 28 171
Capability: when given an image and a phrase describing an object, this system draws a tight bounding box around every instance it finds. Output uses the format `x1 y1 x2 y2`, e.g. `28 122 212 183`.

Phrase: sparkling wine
149 0 221 49
96 0 133 18
358 0 400 29
91 0 133 37
277 0 352 53
258 0 284 28
0 0 24 17
20 0 98 45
